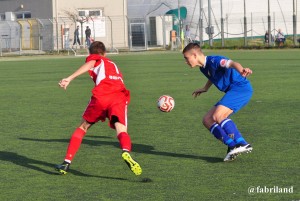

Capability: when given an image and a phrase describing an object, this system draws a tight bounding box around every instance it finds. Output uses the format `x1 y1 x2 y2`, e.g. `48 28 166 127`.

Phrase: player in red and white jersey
55 41 142 176
87 53 126 97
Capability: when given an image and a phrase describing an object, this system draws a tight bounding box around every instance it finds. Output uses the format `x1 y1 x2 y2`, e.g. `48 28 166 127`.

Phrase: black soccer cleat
55 161 70 175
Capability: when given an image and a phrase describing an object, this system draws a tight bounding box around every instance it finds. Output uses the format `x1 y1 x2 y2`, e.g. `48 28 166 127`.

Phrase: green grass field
0 50 299 201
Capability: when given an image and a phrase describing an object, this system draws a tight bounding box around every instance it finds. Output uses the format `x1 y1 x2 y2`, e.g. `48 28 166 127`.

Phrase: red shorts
82 90 130 129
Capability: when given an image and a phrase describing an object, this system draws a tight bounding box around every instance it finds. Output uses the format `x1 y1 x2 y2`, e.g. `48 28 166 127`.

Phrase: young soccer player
55 41 142 175
182 43 253 161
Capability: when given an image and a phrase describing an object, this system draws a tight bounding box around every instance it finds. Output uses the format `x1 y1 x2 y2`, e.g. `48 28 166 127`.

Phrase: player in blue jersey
182 43 253 161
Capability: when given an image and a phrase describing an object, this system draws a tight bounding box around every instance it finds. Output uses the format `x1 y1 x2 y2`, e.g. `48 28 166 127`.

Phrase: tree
63 10 90 46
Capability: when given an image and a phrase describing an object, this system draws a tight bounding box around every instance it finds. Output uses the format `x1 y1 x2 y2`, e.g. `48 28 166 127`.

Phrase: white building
0 0 128 50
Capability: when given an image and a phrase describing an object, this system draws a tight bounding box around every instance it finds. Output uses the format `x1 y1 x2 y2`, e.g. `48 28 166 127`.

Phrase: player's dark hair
182 43 202 54
89 41 106 55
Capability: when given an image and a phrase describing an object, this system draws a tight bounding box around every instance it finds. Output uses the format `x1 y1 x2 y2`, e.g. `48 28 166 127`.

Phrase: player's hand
241 68 252 77
192 88 207 98
58 78 71 90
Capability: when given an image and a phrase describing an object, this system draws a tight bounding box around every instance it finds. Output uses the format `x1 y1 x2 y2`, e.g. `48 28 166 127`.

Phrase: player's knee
202 115 213 128
79 120 92 132
115 122 127 134
79 125 88 132
212 113 227 124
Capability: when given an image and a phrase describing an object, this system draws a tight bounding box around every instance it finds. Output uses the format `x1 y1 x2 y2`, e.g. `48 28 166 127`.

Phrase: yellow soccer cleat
122 152 142 176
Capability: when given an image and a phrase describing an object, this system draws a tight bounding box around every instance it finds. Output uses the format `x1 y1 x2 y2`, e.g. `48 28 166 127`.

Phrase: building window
0 14 5 21
15 12 31 19
78 11 85 17
24 13 31 18
89 10 101 16
16 13 23 19
78 9 102 17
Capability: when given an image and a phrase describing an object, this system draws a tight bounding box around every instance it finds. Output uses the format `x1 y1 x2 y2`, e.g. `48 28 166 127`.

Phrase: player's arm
227 60 252 77
59 60 96 90
192 80 212 98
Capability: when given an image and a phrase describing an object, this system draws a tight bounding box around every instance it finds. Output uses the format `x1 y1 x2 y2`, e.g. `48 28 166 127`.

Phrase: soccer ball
157 95 175 112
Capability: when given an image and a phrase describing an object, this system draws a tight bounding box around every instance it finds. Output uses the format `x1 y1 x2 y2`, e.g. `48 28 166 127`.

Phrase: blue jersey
200 55 249 92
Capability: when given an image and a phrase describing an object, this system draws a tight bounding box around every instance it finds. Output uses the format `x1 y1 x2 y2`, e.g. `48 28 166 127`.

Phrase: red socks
117 132 132 152
64 128 86 162
64 129 131 163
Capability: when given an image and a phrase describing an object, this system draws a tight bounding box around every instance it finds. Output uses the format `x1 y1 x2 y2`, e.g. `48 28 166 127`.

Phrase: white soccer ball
157 95 175 112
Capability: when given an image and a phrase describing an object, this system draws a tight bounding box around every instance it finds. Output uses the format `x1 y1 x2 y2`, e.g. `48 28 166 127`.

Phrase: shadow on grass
0 151 127 181
19 137 223 163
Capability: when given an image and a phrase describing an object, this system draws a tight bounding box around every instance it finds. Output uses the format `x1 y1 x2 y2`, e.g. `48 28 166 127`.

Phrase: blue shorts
215 83 253 113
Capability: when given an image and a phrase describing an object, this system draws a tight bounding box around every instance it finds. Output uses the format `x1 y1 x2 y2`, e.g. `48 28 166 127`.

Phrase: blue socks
220 118 248 145
210 123 236 148
209 119 248 147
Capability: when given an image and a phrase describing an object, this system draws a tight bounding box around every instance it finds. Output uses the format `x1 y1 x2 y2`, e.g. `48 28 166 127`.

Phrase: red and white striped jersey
86 54 127 96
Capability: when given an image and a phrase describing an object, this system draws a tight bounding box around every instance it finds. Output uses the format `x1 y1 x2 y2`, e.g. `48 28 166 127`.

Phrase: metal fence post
268 0 272 47
0 35 2 57
244 0 247 47
55 17 59 53
199 0 203 46
208 0 213 47
220 0 224 47
108 16 113 51
293 0 297 45
37 18 44 51
162 15 166 49
19 34 22 55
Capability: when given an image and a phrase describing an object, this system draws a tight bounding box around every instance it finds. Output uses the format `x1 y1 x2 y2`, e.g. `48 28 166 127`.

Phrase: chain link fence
0 15 129 56
0 21 21 56
0 11 299 56
200 10 300 47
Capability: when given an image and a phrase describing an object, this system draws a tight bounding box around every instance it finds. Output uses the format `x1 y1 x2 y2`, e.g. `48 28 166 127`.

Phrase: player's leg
109 96 142 176
215 87 253 160
64 120 92 162
209 105 240 161
214 105 248 144
55 119 92 174
217 86 253 144
107 95 132 152
203 107 238 161
220 117 253 160
220 118 248 145
55 96 102 174
112 119 142 176
114 121 131 152
114 121 141 176
203 106 237 149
